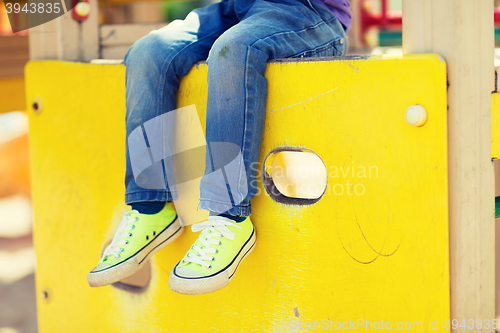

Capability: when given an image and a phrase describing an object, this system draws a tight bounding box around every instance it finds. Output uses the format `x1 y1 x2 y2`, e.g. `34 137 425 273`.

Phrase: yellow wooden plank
0 77 25 113
27 56 449 332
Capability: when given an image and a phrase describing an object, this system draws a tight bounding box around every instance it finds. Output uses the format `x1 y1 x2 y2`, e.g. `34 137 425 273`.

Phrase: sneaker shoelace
101 211 138 262
184 217 242 269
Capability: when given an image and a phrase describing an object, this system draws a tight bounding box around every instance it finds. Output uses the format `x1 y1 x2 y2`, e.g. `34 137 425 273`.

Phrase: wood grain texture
403 1 496 331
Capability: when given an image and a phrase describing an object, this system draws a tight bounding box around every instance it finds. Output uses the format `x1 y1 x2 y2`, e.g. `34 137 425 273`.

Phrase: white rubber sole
87 218 183 287
168 229 256 295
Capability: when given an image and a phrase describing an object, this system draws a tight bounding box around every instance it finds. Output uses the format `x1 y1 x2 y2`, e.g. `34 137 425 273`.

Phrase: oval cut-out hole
262 147 327 205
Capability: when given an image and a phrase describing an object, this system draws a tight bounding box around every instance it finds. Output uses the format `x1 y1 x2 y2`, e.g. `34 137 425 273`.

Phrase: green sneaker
168 216 256 295
87 204 183 287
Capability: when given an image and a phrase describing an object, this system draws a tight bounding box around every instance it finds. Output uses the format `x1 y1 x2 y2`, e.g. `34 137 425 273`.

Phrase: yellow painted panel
492 92 500 159
0 76 25 113
27 55 449 332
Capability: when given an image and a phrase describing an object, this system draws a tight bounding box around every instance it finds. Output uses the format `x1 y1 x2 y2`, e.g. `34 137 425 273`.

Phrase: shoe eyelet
131 225 135 229
135 217 139 222
152 231 156 236
208 265 212 269
119 248 124 252
116 254 121 259
211 257 215 261
125 240 129 245
128 233 133 237
218 240 222 246
145 235 149 241
215 249 218 254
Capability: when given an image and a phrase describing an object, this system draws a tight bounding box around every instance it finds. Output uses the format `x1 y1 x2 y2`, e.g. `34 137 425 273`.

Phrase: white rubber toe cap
174 265 204 278
90 263 112 273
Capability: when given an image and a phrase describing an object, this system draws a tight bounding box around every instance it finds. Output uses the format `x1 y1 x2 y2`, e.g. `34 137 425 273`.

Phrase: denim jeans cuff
125 190 176 205
199 199 252 217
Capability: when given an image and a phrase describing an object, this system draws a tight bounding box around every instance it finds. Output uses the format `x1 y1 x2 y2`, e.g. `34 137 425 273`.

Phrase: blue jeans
124 0 347 217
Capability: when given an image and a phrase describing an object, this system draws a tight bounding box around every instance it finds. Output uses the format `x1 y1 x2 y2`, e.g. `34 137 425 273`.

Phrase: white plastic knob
75 2 90 17
405 105 427 127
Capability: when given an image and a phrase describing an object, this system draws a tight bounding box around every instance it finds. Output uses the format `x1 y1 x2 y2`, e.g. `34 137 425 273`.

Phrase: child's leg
88 2 238 287
170 0 347 294
123 2 238 209
199 0 347 217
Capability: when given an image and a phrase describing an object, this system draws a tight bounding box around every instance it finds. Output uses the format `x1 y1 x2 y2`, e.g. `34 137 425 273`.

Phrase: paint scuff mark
266 87 338 113
219 46 229 58
335 192 402 264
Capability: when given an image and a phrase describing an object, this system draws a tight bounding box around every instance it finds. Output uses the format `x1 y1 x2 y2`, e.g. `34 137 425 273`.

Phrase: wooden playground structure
1 0 500 332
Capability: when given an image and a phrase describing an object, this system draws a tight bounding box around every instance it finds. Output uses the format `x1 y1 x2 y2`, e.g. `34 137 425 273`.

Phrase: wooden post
403 1 495 331
29 0 98 61
347 0 363 53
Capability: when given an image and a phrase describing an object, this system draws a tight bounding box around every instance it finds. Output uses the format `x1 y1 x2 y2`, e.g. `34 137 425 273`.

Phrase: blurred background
1 0 500 332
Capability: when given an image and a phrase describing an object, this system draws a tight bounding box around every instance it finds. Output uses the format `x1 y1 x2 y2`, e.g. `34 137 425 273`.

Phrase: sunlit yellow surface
0 77 25 113
27 55 449 332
